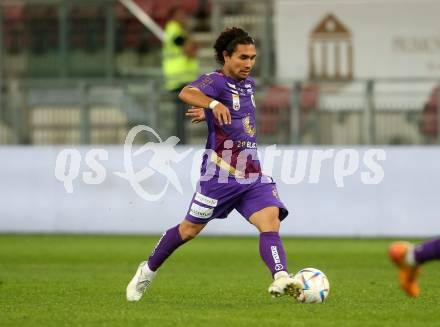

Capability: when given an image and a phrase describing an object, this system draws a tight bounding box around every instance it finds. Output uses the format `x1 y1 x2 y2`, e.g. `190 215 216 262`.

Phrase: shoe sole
269 281 302 299
285 282 302 299
269 289 282 297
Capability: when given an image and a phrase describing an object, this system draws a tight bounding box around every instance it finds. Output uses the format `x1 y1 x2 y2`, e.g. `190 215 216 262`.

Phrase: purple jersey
188 71 261 178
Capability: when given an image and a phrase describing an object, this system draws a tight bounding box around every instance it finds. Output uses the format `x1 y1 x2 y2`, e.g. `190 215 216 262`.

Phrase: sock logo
271 246 284 271
275 264 284 271
150 231 166 256
271 245 281 264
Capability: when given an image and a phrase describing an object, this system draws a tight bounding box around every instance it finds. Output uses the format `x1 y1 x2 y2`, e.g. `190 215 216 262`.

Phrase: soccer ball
293 267 330 303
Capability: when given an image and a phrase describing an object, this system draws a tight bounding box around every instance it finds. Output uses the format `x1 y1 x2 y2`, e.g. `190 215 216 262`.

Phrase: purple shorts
185 175 289 224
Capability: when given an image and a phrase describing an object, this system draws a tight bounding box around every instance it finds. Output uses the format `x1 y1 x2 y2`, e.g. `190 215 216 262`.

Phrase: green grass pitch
1 235 439 326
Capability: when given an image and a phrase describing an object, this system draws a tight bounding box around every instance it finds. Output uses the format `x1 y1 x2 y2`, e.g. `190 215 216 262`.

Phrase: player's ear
222 50 230 62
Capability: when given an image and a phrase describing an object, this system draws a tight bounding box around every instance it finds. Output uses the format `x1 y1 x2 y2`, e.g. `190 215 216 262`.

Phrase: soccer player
389 237 440 297
126 27 301 301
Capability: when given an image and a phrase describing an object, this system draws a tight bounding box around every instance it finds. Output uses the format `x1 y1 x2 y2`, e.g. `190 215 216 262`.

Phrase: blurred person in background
162 7 199 145
389 238 440 297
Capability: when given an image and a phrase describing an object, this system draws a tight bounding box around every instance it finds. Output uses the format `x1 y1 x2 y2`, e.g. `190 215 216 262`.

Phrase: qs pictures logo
54 125 192 201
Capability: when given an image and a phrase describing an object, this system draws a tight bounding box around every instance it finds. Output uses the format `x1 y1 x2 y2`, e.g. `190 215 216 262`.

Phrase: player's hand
185 106 205 123
212 103 231 126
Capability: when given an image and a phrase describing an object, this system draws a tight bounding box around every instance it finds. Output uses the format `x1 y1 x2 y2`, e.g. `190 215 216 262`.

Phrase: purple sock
414 237 440 265
147 225 185 271
259 231 288 278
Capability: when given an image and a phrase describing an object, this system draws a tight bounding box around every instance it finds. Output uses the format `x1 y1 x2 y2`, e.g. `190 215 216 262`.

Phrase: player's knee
179 222 204 241
181 229 199 241
263 215 280 231
250 207 280 232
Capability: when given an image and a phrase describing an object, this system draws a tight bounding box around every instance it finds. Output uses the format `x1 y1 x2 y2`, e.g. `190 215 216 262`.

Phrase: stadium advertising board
1 145 439 237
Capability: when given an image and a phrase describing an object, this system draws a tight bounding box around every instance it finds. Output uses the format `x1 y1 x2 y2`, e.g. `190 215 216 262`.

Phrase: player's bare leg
127 220 206 301
250 207 302 299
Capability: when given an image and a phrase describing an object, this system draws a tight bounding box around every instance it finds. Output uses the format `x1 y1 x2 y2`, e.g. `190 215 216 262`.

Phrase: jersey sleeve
188 73 221 99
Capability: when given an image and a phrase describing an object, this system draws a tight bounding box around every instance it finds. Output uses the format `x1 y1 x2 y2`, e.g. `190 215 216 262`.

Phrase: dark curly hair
213 27 255 65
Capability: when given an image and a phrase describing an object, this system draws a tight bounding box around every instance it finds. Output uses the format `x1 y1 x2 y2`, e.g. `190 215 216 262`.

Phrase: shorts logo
194 192 218 207
272 186 280 200
189 203 214 219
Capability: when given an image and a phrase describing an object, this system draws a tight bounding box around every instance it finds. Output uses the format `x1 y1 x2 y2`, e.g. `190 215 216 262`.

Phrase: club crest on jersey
232 94 240 111
242 114 255 137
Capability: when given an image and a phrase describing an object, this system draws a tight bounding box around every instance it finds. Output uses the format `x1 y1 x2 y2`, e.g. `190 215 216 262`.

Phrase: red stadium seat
300 84 319 112
259 84 319 135
2 5 25 52
259 85 291 134
130 0 205 24
421 87 439 137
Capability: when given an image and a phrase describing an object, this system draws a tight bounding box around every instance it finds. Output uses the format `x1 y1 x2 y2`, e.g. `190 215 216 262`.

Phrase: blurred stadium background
1 0 439 146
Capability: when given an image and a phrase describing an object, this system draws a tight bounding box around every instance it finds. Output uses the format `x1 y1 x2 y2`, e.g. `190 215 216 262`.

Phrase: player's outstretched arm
179 85 214 108
179 86 231 125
